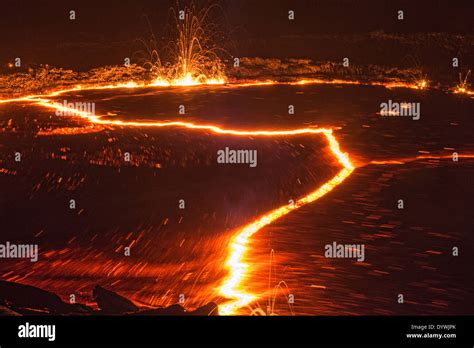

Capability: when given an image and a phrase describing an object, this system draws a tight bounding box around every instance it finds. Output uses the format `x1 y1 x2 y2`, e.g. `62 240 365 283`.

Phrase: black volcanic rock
0 305 21 316
134 304 186 316
93 285 138 314
0 280 92 314
134 302 219 316
0 280 220 316
189 302 219 316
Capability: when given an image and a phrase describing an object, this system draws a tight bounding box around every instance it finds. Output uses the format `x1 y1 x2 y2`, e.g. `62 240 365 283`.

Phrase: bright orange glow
370 159 406 165
14 93 354 315
2 77 471 315
0 78 226 105
218 169 353 315
218 130 353 315
417 79 428 89
151 73 226 87
374 79 428 90
0 76 443 106
454 87 474 95
233 78 428 90
454 70 472 95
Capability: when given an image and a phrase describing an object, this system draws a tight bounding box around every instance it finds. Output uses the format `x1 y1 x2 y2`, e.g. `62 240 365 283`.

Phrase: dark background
1 0 473 69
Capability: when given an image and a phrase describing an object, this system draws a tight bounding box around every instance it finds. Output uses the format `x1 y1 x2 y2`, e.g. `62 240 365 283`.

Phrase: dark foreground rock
0 305 21 316
135 302 219 316
135 303 186 316
189 302 219 316
93 285 138 314
0 280 92 315
0 280 219 315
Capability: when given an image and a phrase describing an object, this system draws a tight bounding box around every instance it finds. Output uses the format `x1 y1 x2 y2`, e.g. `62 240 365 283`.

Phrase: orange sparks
218 131 353 315
454 70 472 96
13 92 355 315
2 77 471 315
218 168 353 315
454 87 474 95
151 73 226 87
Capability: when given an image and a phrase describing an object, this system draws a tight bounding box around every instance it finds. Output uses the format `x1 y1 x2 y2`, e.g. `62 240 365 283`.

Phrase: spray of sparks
0 0 473 314
135 2 227 86
454 70 473 95
1 69 473 314
0 87 354 315
218 136 353 315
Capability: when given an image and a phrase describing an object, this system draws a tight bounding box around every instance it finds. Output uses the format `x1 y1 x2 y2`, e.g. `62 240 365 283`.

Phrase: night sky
1 0 473 70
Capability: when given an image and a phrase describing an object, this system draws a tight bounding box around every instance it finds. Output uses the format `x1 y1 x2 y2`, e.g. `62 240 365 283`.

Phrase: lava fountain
139 2 227 86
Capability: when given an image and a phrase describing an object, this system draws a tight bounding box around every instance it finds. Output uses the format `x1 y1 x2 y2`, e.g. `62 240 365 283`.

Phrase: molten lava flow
218 131 354 315
0 76 437 106
216 149 474 315
454 87 474 96
150 73 226 87
4 77 472 315
218 168 353 315
229 78 429 90
21 95 355 315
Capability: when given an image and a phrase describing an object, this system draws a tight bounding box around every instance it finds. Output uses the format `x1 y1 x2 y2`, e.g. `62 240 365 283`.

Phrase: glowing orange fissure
5 78 470 314
219 168 353 315
454 87 474 96
0 77 431 105
6 91 355 315
0 77 470 314
37 94 474 314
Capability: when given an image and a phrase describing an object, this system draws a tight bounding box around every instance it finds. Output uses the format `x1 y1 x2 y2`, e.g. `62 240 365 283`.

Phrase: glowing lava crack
23 96 354 315
2 79 473 314
3 78 471 315
217 131 353 315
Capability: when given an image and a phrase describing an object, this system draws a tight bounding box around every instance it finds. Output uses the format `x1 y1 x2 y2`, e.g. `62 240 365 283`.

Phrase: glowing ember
454 87 474 95
417 79 428 89
454 70 472 95
151 72 226 87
